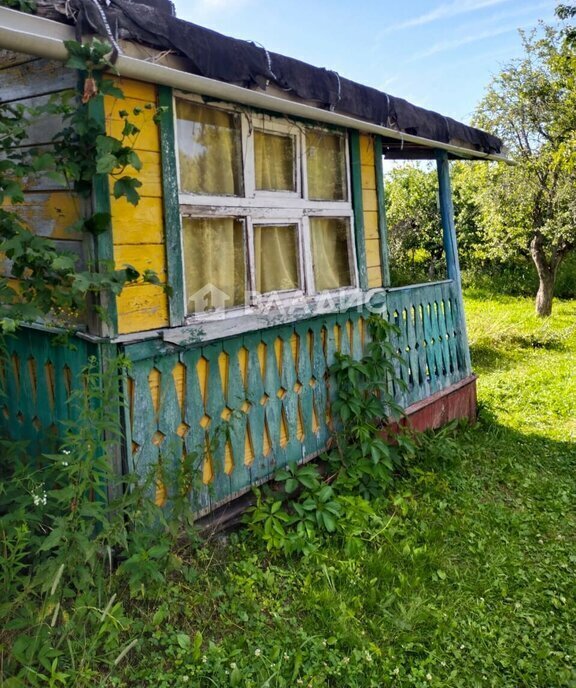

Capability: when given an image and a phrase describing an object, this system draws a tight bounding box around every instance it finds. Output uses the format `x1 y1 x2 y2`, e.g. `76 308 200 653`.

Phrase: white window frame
174 93 360 325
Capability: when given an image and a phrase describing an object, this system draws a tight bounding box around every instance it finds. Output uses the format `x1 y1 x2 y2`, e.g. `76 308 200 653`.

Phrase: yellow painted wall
105 78 169 334
358 133 384 289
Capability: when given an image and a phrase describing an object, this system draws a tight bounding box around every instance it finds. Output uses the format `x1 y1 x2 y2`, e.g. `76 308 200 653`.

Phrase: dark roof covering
39 0 503 156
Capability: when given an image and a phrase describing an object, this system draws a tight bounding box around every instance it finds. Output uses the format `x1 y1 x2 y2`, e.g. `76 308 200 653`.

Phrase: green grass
117 293 576 688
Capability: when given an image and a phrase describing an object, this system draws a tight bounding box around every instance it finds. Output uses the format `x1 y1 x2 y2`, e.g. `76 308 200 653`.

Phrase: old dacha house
0 0 506 515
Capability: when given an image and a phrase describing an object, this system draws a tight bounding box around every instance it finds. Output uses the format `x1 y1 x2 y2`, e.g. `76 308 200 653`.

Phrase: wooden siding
0 53 86 281
358 133 383 288
105 78 169 334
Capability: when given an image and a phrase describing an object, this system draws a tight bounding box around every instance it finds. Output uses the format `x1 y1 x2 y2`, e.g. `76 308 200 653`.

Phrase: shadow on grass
414 404 576 483
469 342 515 372
470 404 576 472
470 333 566 374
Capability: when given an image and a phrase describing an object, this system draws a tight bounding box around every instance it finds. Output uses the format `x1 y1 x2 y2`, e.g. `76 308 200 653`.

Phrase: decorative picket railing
384 280 470 408
1 280 470 513
122 279 470 513
0 327 96 456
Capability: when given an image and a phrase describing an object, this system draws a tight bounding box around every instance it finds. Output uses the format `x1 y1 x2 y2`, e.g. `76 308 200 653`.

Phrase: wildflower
182 677 189 683
202 655 207 664
426 673 432 681
283 653 290 661
364 651 373 663
254 648 261 657
342 656 350 665
32 489 47 507
61 461 69 467
393 667 400 675
322 639 327 647
230 662 237 670
296 680 303 686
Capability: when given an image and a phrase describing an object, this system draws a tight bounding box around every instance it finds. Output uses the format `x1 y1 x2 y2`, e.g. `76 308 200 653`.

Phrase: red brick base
401 375 478 432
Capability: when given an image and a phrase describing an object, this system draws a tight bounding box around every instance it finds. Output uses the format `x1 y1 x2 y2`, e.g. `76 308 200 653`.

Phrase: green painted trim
349 130 368 291
158 86 185 326
374 136 391 287
435 150 459 282
435 149 472 375
88 94 118 337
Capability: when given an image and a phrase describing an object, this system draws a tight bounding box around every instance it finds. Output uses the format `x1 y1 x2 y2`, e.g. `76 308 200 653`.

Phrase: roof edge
0 7 512 163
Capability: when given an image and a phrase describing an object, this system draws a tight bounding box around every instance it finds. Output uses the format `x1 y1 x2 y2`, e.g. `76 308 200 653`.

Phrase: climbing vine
245 315 417 556
0 38 163 332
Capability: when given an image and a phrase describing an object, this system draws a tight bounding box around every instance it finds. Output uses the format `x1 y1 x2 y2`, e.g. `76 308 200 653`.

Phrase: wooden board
0 58 76 102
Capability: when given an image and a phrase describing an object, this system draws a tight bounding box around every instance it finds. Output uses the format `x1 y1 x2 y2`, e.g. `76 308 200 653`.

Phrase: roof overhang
0 6 512 164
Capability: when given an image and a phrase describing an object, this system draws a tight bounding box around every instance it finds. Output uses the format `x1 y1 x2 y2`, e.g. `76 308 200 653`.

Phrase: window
175 97 357 317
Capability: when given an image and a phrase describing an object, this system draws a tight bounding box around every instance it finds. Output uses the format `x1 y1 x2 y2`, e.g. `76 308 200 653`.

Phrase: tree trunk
530 233 556 317
535 271 554 317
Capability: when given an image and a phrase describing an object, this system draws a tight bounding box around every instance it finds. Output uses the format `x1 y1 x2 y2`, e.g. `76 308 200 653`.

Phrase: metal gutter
0 6 512 163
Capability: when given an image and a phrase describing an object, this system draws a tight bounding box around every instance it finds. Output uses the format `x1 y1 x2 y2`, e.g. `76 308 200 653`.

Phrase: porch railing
1 280 470 513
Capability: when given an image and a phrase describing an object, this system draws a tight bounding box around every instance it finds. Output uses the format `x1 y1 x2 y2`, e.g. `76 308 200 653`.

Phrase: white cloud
409 23 526 61
382 0 514 33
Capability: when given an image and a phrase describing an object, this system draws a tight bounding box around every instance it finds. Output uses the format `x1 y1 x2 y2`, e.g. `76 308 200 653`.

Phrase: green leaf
285 478 299 493
113 176 142 206
99 81 125 99
176 633 191 649
127 150 143 171
64 55 89 71
51 254 76 272
84 212 111 235
96 153 119 175
96 135 121 155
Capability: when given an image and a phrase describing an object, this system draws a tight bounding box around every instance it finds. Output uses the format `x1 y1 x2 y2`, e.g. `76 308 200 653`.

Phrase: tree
384 163 484 285
473 22 576 316
385 165 444 284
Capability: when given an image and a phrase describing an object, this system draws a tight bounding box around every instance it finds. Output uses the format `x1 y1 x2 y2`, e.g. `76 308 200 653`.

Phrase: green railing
0 327 96 455
384 280 470 408
0 280 470 513
121 280 469 513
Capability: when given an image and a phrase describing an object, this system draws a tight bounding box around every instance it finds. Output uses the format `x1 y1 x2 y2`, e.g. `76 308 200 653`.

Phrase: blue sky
171 0 558 124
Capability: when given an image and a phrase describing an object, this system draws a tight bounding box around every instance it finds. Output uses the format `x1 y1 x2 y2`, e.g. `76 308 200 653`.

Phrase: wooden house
0 1 507 516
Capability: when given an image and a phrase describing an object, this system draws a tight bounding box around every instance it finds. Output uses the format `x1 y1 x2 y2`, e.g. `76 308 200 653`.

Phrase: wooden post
436 150 472 375
349 130 368 291
374 135 391 287
158 85 186 327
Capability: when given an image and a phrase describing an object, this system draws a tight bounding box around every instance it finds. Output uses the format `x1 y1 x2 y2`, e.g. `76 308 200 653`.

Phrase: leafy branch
0 39 165 332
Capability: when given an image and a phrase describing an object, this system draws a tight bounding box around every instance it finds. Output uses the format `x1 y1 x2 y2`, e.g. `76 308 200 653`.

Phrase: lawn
110 292 576 688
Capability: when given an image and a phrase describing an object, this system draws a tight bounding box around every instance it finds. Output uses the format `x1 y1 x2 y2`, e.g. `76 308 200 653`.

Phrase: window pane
254 224 299 293
183 217 246 313
254 130 295 192
306 130 346 201
176 101 243 196
310 217 352 291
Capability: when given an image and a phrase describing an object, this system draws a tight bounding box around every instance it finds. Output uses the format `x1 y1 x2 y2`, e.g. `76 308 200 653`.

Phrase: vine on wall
0 38 163 333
